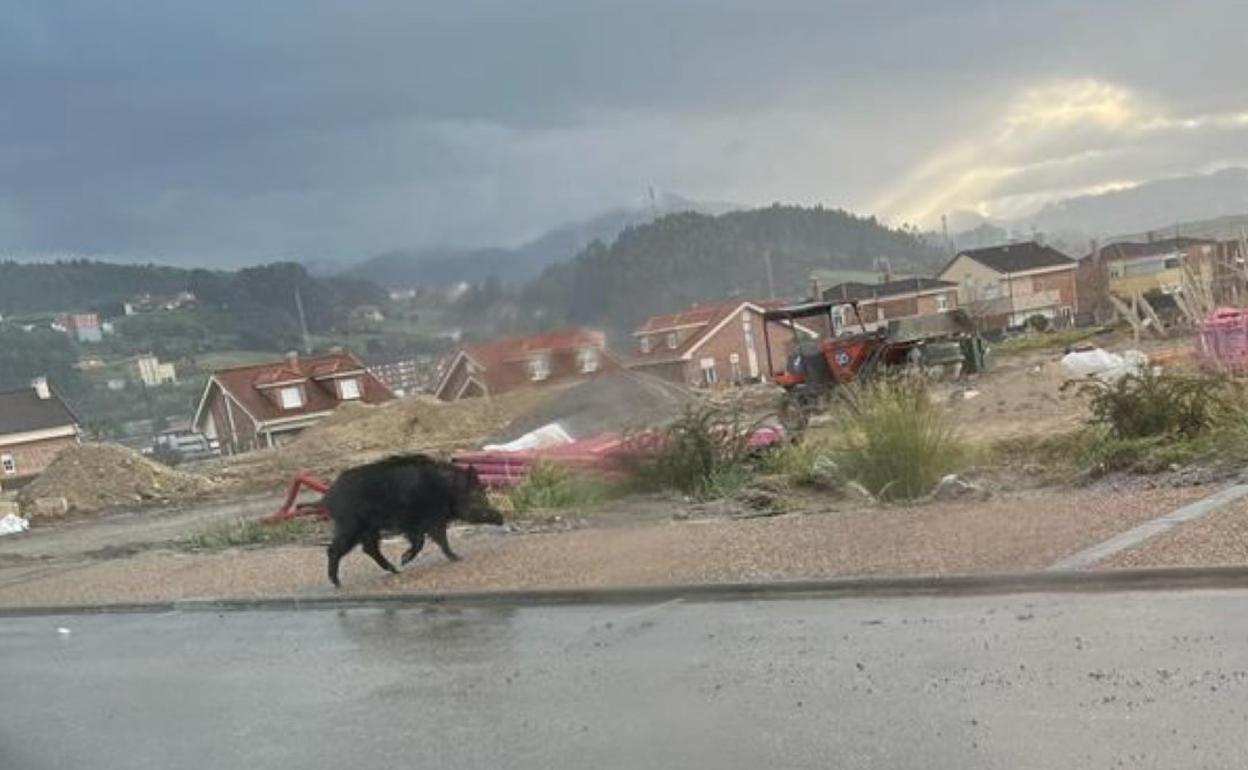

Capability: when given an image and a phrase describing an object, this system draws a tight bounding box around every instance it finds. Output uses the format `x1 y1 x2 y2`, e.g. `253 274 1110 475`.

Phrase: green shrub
1070 370 1228 439
628 405 754 499
833 377 966 501
509 462 616 514
187 517 318 550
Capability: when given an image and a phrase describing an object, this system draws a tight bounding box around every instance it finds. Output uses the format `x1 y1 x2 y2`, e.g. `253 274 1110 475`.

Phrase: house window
577 347 600 374
700 357 718 386
729 353 742 383
936 295 949 311
1108 264 1124 278
528 354 550 381
639 336 652 354
666 332 679 349
279 385 304 409
877 305 886 321
338 377 361 400
1163 257 1181 270
1 453 14 475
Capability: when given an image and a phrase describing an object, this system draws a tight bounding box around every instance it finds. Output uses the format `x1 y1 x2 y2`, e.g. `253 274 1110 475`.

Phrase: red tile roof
462 327 606 369
208 350 392 424
437 327 615 398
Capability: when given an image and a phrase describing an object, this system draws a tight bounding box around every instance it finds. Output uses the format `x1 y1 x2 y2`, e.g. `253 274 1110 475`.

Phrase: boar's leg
360 528 400 574
400 531 425 566
326 523 363 587
428 522 460 561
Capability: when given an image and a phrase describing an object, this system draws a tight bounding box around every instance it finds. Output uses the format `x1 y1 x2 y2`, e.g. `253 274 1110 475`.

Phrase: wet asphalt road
5 589 1248 769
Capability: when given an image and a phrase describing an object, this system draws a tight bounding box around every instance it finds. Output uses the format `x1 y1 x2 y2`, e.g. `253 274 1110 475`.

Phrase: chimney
810 276 822 301
329 345 344 354
285 350 300 370
31 377 50 400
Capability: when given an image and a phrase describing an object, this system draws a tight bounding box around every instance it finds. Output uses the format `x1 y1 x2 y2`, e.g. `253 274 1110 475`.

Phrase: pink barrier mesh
1198 307 1248 374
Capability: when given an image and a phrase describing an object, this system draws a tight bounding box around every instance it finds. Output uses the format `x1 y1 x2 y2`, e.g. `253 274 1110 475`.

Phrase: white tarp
0 513 30 537
482 422 574 453
1060 347 1148 382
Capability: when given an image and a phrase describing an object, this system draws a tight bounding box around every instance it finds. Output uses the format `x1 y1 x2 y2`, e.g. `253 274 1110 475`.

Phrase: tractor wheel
779 389 824 433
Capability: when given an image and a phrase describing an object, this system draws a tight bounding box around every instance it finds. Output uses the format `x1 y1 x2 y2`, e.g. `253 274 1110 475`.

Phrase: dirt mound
497 370 696 442
194 388 557 493
20 443 214 518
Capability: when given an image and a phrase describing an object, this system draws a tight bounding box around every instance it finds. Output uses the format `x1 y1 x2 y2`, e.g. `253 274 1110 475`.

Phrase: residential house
0 378 81 487
434 327 615 401
57 312 102 343
627 300 817 388
1088 237 1215 298
1076 236 1217 321
821 277 959 331
939 242 1078 330
192 349 393 455
133 354 178 387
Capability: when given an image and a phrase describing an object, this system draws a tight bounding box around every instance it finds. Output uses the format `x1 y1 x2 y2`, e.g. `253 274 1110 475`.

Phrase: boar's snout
462 492 505 525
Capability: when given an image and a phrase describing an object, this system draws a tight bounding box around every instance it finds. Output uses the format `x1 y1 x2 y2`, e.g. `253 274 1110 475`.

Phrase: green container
960 336 991 374
922 341 966 367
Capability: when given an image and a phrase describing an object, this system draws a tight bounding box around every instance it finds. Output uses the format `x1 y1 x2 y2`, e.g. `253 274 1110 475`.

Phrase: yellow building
1097 238 1214 299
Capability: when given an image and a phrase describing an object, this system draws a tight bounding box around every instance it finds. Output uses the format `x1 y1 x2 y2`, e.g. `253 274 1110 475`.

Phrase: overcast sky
2 0 1247 266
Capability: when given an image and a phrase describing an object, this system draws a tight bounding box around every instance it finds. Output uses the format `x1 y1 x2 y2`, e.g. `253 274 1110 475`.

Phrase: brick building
433 327 616 401
0 378 81 488
192 349 393 455
627 300 817 388
821 277 959 330
364 355 439 397
56 313 103 343
939 242 1078 330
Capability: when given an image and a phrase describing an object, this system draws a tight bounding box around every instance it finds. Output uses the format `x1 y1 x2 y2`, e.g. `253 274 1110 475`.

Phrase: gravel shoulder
1108 497 1248 569
0 483 1213 608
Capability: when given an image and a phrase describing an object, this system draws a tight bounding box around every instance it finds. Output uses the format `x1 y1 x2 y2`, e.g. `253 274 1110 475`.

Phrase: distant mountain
1019 167 1248 241
517 205 944 336
349 194 735 288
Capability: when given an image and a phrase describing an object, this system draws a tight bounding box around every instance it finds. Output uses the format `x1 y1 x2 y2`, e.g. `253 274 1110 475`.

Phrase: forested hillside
0 260 385 354
517 205 942 334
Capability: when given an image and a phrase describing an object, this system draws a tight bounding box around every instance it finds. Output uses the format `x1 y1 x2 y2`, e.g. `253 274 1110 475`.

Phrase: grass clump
628 404 755 499
508 462 619 514
833 377 966 501
187 516 319 550
760 436 840 487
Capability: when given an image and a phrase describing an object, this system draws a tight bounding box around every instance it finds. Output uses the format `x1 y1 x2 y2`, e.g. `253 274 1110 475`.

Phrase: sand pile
20 443 214 518
496 370 695 442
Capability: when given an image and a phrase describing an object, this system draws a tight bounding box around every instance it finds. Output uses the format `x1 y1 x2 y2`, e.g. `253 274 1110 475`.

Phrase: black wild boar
323 454 503 587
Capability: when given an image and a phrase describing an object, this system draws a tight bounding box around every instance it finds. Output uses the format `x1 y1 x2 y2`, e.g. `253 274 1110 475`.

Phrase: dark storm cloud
0 1 1245 264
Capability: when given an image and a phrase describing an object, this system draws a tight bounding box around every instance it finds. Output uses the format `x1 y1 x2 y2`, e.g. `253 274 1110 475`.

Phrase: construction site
7 270 1248 608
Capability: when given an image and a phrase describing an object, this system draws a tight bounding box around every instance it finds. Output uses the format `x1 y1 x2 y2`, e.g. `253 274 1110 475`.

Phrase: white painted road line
1049 483 1248 570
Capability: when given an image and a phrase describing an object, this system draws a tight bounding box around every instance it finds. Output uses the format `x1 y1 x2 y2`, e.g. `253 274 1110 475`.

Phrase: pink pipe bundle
453 424 786 488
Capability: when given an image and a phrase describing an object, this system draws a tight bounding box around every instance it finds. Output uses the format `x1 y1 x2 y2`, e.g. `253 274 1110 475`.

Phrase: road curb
8 565 1248 616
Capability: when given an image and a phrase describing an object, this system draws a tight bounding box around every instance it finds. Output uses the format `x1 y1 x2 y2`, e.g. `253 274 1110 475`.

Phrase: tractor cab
762 300 880 390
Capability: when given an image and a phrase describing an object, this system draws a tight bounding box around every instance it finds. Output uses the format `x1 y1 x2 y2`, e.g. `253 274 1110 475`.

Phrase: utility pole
294 287 311 354
763 249 776 299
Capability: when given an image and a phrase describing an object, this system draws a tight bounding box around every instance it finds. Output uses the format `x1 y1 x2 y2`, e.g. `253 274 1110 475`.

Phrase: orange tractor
761 300 989 429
